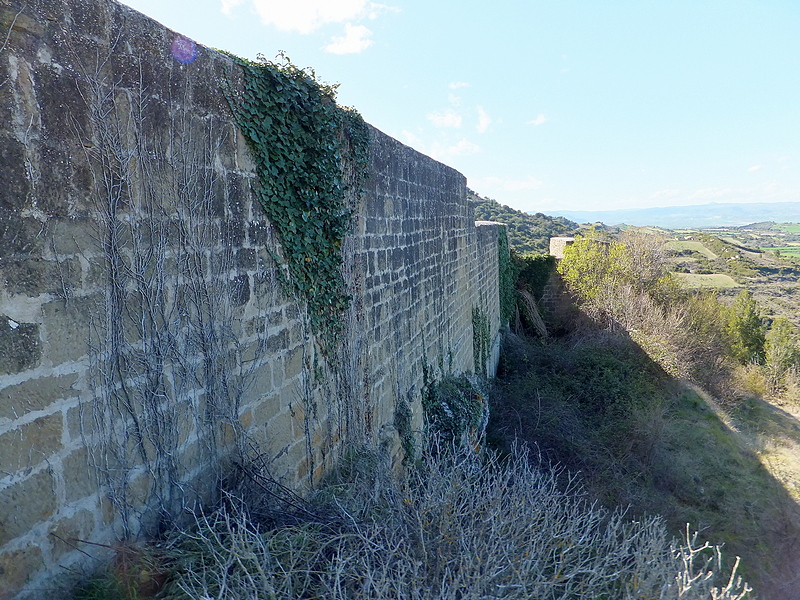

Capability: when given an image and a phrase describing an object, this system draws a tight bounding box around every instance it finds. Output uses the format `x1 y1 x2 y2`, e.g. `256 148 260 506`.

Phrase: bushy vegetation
75 444 751 600
555 231 800 404
487 227 800 596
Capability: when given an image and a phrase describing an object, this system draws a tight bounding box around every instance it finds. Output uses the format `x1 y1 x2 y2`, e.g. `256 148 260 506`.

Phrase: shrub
161 446 751 600
421 370 489 449
727 290 766 365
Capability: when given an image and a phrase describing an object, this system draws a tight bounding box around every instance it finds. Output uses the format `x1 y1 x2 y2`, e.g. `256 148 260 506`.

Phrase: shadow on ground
488 330 800 599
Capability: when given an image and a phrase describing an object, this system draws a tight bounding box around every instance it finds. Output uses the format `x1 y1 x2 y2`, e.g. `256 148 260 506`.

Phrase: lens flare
172 35 197 64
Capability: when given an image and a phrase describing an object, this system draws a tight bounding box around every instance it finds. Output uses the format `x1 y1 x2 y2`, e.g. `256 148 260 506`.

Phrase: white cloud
526 114 547 126
449 81 469 90
221 0 245 15
242 0 368 33
365 2 400 19
747 165 763 172
427 109 462 129
448 93 461 106
325 23 373 54
430 139 481 160
476 106 491 133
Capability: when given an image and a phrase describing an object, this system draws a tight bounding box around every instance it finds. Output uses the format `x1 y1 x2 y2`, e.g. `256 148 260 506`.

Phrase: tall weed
162 446 750 600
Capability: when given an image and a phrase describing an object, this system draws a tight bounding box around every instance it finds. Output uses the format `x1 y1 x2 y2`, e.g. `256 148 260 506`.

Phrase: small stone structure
0 0 503 596
549 236 575 259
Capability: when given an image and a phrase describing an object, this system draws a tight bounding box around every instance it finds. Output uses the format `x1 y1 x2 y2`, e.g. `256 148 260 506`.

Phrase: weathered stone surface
0 136 30 212
36 66 90 140
49 509 94 559
41 295 98 364
0 320 41 375
0 469 56 547
0 413 63 472
230 273 250 306
1 256 79 296
49 216 96 257
0 545 44 598
0 373 78 421
61 447 96 503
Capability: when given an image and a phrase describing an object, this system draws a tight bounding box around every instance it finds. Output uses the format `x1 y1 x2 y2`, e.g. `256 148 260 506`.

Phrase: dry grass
156 446 751 600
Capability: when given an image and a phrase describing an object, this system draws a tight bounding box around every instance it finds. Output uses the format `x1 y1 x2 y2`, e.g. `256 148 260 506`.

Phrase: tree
726 290 766 365
557 232 675 329
765 317 799 384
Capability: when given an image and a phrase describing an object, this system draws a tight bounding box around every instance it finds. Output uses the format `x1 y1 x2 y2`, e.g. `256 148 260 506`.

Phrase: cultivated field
673 272 739 288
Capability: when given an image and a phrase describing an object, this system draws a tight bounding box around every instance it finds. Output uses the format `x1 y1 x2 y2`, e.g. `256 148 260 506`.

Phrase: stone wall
0 0 503 597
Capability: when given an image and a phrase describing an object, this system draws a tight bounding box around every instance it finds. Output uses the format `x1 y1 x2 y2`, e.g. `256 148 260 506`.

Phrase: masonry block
265 409 296 453
0 545 44 599
0 469 57 547
41 295 100 365
283 347 304 380
49 509 95 560
1 373 79 421
66 402 93 443
61 447 97 504
0 320 41 376
0 413 63 472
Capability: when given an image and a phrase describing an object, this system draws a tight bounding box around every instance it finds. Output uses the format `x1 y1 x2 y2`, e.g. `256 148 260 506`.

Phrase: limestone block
265 409 296 453
1 256 81 297
0 545 44 599
49 216 97 258
61 447 97 504
0 413 63 472
36 66 90 144
49 509 95 560
0 135 31 213
0 320 41 376
0 469 56 547
283 347 304 380
0 373 78 421
41 295 100 365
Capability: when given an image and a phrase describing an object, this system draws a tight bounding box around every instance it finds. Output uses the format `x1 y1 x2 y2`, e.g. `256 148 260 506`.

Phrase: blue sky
119 0 800 214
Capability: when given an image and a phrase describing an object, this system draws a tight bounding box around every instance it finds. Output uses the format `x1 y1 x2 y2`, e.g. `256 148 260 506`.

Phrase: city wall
0 0 502 596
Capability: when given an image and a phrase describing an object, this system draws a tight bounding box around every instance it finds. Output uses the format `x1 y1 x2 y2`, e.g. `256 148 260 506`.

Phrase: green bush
727 290 766 365
421 369 489 449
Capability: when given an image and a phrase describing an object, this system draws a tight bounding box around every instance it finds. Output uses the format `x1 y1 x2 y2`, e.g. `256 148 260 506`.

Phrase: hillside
470 189 579 254
665 229 800 328
488 229 800 597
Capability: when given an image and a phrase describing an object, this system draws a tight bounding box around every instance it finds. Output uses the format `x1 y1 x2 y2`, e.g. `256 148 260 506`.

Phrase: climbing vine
228 53 370 349
497 228 516 325
472 305 490 378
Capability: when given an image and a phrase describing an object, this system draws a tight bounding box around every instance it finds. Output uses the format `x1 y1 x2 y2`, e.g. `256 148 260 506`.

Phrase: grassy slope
673 272 740 288
488 332 800 598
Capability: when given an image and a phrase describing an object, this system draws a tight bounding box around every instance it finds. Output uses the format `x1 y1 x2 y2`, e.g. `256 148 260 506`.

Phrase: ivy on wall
422 362 489 449
497 228 516 325
472 305 490 378
228 53 370 349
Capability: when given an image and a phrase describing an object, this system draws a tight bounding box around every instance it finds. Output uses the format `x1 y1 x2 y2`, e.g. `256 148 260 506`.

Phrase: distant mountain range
547 202 800 229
